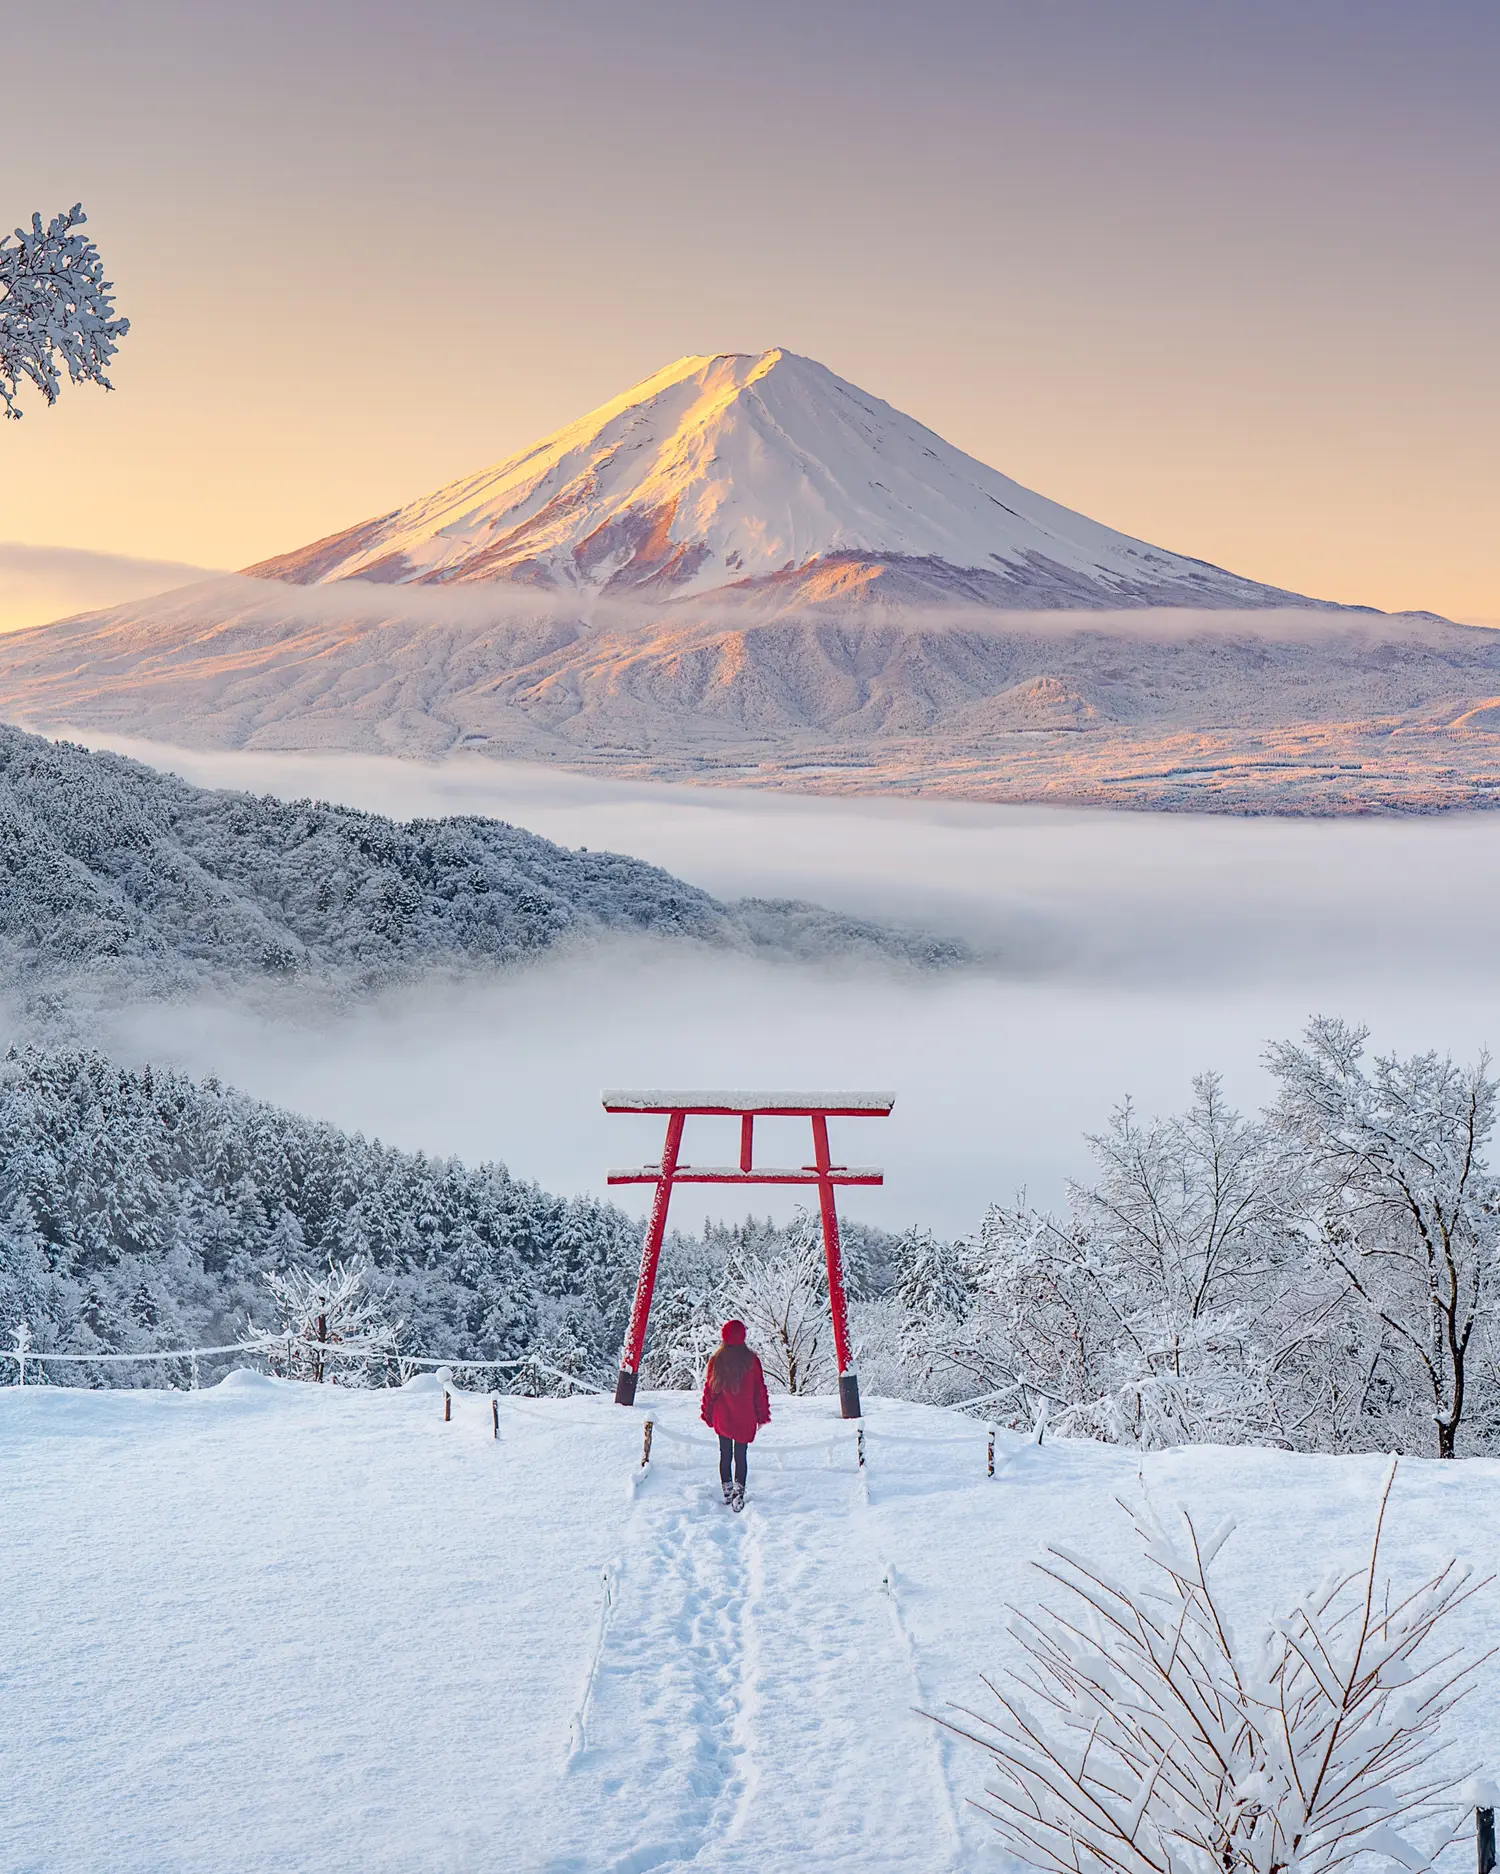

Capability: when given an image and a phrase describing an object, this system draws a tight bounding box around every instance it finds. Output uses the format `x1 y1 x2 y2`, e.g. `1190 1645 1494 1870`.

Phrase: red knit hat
721 1319 747 1345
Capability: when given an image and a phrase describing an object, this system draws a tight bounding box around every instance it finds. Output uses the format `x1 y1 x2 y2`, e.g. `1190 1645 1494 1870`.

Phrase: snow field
4 1378 1499 1874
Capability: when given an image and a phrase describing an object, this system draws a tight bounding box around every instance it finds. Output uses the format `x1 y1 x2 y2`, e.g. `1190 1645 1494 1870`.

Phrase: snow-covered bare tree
903 1200 1092 1413
943 1461 1490 1874
724 1211 836 1394
915 1078 1300 1446
1270 1020 1500 1457
1 206 129 418
252 1258 398 1385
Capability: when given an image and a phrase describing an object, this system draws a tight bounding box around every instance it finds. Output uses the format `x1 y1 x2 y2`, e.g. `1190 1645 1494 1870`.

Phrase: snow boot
730 1483 745 1513
722 1480 735 1506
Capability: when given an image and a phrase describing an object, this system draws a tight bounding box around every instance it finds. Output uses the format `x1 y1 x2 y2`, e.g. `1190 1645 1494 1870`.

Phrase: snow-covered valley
5 1377 1495 1874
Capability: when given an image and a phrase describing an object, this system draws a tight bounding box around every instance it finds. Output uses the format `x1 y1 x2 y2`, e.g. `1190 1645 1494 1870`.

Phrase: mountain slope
245 349 1331 611
4 583 1498 812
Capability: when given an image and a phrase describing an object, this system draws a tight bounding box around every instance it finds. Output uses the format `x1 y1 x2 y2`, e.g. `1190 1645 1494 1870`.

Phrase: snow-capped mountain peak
245 349 1314 609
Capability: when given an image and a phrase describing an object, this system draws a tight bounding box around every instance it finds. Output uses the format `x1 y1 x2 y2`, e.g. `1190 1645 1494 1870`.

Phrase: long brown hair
705 1339 755 1395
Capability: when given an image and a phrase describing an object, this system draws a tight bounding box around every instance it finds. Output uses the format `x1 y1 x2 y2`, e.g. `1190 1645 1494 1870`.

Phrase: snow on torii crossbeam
603 1090 896 1420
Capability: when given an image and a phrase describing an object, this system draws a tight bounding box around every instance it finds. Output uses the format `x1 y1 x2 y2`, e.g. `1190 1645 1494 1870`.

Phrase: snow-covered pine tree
944 1460 1489 1874
1 206 129 417
894 1226 971 1322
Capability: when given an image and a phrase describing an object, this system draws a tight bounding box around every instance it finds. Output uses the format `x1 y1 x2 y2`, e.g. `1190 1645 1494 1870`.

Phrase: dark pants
718 1434 748 1487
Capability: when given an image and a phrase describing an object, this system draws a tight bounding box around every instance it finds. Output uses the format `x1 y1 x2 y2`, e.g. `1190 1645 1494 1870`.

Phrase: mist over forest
4 732 1500 1461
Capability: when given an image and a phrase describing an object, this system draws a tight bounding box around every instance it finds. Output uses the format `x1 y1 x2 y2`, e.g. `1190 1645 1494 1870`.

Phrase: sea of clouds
79 734 1500 1237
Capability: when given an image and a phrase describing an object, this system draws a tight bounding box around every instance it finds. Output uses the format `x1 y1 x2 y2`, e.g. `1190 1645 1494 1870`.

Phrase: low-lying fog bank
71 736 1500 1235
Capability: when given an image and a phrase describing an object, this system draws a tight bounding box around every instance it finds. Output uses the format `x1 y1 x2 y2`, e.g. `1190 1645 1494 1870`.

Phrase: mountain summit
245 349 1316 611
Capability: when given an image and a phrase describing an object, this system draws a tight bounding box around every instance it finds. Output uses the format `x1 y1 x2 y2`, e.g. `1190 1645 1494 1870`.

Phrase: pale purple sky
4 0 1496 617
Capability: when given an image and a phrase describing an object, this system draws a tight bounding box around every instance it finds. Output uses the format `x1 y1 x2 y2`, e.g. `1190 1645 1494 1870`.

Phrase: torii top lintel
601 1089 896 1117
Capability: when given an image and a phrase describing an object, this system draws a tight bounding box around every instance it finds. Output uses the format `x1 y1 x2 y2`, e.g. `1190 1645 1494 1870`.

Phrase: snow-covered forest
0 726 961 1014
6 1021 1497 1460
0 1046 650 1380
888 1021 1500 1459
0 1046 897 1385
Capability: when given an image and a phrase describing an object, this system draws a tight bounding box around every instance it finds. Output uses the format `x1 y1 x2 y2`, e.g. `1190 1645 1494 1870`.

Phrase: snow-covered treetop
0 205 129 419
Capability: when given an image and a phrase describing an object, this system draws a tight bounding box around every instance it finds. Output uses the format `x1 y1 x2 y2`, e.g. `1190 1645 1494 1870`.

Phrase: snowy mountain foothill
2 349 1495 813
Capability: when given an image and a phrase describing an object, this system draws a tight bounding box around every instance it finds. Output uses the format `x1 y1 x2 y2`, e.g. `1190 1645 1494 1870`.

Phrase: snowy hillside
245 349 1327 611
0 725 957 1003
4 1378 1496 1873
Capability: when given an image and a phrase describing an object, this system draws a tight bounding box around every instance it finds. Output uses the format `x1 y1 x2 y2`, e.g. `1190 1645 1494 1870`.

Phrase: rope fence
1 1323 600 1397
5 1320 1049 1478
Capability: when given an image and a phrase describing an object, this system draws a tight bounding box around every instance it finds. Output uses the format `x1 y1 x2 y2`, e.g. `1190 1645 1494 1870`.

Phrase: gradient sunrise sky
3 0 1496 619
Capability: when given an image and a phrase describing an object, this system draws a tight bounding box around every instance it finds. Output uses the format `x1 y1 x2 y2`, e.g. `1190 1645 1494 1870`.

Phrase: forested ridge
0 1047 902 1387
0 1046 644 1375
0 725 961 995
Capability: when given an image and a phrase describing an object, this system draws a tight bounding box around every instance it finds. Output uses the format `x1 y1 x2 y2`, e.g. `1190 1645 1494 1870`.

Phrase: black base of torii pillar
603 1090 896 1418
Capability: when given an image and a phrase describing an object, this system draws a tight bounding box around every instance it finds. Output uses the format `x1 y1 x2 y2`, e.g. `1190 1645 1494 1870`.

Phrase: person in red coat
700 1319 771 1510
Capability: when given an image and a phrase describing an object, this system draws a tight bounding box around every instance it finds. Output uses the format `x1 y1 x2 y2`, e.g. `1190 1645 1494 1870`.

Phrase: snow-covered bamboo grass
939 1459 1493 1874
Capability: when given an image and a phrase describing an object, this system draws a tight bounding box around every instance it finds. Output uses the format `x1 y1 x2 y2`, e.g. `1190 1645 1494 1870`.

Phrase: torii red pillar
603 1090 895 1419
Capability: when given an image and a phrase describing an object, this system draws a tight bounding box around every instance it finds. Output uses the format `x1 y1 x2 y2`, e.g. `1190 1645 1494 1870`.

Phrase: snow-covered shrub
945 1461 1487 1874
254 1259 397 1385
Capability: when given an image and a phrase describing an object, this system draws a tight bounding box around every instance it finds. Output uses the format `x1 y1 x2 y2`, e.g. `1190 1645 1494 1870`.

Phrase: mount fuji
2 349 1497 814
244 348 1322 612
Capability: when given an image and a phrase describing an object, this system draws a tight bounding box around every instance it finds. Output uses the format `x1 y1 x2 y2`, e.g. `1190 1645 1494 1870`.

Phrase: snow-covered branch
0 205 129 418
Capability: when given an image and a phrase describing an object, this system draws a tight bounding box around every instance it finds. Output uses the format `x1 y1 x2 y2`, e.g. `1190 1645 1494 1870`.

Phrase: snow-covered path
540 1412 964 1873
3 1378 1497 1874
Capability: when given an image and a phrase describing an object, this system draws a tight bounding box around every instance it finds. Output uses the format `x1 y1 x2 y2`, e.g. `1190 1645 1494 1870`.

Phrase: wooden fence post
492 1397 499 1440
1479 1806 1495 1874
641 1417 654 1468
856 1422 865 1469
987 1425 996 1476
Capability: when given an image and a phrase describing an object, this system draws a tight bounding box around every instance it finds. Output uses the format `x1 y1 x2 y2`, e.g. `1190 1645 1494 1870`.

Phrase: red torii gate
603 1089 895 1420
